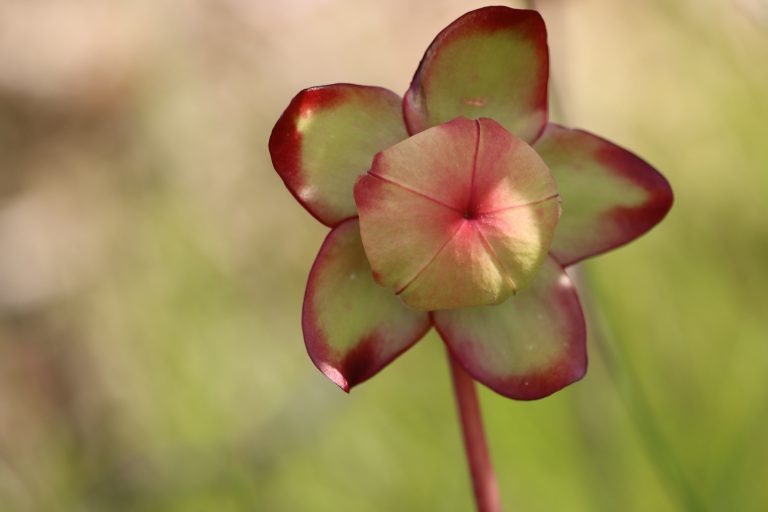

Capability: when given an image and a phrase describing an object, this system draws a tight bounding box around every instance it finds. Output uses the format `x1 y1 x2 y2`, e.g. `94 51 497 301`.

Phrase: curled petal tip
319 362 351 393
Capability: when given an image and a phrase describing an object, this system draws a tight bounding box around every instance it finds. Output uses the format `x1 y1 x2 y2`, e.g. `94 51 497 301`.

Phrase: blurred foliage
0 0 766 511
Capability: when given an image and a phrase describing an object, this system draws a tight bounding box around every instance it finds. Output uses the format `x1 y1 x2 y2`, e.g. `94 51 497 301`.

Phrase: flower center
354 116 560 310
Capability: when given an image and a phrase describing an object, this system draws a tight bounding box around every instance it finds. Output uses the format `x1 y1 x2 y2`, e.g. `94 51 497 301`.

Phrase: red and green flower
268 6 672 401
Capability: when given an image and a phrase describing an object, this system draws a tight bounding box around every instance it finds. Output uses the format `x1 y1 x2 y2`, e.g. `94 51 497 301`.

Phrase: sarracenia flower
268 6 672 400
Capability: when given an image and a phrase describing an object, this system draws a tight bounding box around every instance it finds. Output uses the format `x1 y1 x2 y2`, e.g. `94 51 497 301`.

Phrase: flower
268 6 672 400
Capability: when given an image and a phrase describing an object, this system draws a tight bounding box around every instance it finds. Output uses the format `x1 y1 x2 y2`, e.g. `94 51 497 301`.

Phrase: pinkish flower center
354 116 561 310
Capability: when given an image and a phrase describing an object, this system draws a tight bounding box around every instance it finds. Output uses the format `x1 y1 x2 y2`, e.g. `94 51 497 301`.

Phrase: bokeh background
1 0 766 510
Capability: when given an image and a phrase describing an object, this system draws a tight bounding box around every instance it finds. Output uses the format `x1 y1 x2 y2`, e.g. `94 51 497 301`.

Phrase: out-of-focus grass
0 0 766 511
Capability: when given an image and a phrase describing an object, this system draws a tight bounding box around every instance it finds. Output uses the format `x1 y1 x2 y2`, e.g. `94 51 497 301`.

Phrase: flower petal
269 84 408 226
534 124 674 266
433 257 587 400
398 219 515 310
403 6 548 142
355 117 559 310
475 199 560 293
354 172 467 296
303 219 431 391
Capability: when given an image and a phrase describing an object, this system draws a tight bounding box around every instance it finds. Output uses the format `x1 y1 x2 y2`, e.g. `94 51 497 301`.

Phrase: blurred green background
1 0 766 510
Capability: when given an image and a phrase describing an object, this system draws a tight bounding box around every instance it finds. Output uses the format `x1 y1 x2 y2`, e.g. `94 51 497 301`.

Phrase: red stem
448 352 502 512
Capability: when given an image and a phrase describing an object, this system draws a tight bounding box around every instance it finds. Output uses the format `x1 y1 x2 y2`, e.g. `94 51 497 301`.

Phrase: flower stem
448 352 502 512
